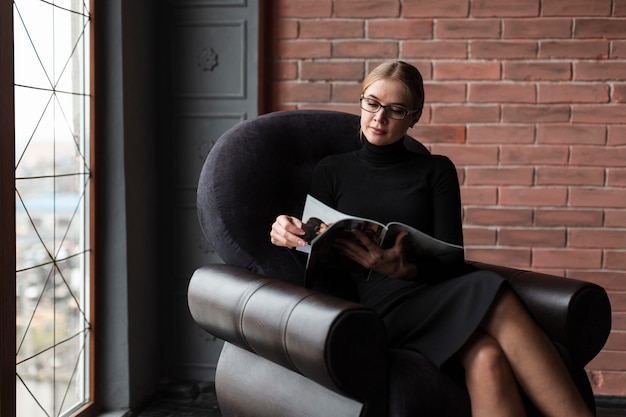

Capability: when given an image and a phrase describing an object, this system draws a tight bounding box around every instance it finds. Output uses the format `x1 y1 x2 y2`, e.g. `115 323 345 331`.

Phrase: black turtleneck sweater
310 138 464 250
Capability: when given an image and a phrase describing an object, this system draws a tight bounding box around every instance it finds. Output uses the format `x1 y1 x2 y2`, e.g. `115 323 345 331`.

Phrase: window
13 1 93 416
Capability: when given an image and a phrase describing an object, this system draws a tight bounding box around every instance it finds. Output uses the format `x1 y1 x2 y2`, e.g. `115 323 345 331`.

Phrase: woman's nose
374 106 388 121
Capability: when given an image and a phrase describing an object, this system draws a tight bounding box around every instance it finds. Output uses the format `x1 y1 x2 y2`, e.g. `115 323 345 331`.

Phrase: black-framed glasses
359 96 421 120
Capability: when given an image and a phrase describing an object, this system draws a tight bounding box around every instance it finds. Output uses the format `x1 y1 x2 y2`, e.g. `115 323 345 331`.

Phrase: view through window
14 1 92 416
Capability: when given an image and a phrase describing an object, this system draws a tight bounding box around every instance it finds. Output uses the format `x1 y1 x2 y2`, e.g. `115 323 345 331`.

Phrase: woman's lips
369 126 385 135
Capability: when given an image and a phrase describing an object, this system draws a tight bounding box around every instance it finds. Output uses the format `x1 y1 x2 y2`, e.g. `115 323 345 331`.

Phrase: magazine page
384 222 463 257
304 218 386 288
297 194 384 253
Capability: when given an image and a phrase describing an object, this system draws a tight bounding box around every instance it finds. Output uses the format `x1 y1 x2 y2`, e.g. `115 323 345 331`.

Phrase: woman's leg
480 287 593 417
458 330 526 417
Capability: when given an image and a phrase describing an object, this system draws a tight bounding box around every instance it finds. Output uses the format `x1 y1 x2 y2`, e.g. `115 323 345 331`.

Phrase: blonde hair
362 60 425 112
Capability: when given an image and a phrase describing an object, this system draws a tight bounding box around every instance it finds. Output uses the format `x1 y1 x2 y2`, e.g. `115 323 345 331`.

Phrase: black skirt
353 270 506 367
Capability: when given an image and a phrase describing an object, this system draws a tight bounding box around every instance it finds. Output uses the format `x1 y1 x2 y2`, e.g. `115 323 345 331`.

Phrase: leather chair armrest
188 264 388 400
469 261 611 366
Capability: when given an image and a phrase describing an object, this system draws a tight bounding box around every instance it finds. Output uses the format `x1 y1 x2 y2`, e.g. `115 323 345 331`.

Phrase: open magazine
299 195 464 288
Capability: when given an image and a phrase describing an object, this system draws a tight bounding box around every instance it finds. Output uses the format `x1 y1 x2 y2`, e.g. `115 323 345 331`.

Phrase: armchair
188 110 611 417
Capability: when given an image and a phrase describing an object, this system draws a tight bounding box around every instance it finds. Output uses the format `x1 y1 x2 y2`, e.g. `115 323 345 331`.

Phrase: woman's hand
335 229 418 280
270 215 307 249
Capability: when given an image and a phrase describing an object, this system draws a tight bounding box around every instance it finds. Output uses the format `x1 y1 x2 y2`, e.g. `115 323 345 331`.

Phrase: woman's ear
410 110 422 128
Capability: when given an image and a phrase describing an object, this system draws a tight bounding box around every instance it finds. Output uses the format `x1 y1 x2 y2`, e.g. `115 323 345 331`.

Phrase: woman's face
360 78 418 146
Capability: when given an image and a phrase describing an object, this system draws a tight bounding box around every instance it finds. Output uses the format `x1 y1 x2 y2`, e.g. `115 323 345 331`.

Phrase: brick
402 0 469 17
608 168 626 186
470 41 538 59
467 125 535 144
575 18 626 38
606 210 626 227
331 83 362 102
272 81 331 102
613 84 626 103
503 62 572 81
575 62 626 81
411 125 466 143
569 229 626 249
538 83 609 104
333 41 398 58
464 247 531 268
272 61 298 80
499 187 568 206
300 61 364 81
424 82 466 103
571 145 626 167
299 20 364 39
604 332 626 350
500 145 569 165
608 126 626 146
534 209 604 227
432 104 500 123
464 207 534 225
589 353 626 375
277 0 332 17
570 272 626 294
502 105 571 123
600 294 626 316
274 103 298 111
570 188 626 208
536 167 606 186
533 248 602 269
368 19 432 39
602 332 626 351
471 0 539 17
618 0 626 17
503 19 572 39
462 226 497 245
456 166 465 183
499 228 566 247
460 186 498 205
299 103 360 114
434 61 501 80
614 41 626 58
429 144 499 164
435 19 501 39
276 19 298 39
540 41 610 59
606 251 626 269
536 125 607 145
469 83 535 103
573 104 626 128
334 0 400 17
465 167 535 185
542 0 612 16
276 40 331 58
402 40 467 58
613 312 626 330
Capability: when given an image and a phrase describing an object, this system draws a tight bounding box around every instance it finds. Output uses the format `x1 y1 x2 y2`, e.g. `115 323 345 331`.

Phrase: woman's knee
461 332 511 380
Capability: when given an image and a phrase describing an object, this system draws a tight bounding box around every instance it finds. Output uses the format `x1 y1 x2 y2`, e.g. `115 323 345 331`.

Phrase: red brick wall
266 0 626 397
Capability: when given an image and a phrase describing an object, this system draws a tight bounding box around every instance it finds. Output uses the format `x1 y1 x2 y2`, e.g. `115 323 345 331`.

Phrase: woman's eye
390 108 406 116
365 100 379 109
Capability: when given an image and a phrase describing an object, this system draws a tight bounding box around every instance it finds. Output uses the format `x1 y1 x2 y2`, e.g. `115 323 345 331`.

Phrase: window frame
1 0 17 415
1 0 97 415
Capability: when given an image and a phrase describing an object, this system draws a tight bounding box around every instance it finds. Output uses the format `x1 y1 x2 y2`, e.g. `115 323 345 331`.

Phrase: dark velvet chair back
197 110 427 284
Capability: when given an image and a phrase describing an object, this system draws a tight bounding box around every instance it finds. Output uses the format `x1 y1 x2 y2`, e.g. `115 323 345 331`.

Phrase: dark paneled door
166 0 258 381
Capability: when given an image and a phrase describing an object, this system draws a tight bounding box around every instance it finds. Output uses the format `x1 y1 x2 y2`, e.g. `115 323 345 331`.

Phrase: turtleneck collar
357 137 409 165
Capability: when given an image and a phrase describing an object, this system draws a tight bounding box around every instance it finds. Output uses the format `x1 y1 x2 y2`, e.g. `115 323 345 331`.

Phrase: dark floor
128 381 626 417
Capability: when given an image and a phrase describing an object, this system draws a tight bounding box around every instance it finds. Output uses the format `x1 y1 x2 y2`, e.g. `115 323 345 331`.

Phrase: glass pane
15 0 91 415
13 1 54 90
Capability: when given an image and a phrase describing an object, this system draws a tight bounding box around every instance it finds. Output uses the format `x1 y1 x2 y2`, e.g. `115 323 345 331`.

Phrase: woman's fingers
270 215 306 248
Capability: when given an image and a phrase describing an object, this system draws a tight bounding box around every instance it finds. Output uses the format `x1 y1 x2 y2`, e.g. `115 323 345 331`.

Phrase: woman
270 60 592 417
